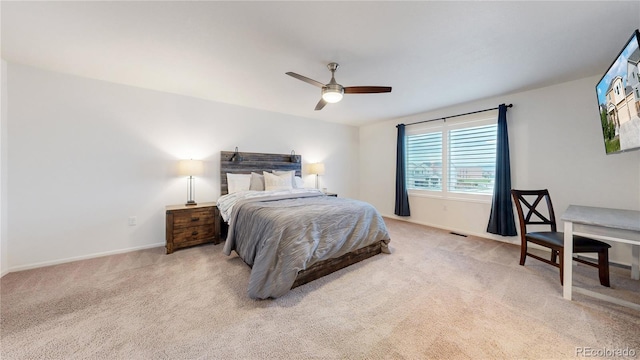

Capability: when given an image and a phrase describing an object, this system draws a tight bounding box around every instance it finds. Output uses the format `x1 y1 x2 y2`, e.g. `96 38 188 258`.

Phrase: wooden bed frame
220 150 383 289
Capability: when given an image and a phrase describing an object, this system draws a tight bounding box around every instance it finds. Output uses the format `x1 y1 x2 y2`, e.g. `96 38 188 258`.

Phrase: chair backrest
511 189 557 234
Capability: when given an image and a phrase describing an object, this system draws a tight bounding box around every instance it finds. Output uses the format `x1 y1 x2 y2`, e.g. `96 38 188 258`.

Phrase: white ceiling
2 1 639 126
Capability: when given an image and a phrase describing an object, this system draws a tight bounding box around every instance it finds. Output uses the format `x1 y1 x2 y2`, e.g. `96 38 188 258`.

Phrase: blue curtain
395 124 411 216
487 104 517 236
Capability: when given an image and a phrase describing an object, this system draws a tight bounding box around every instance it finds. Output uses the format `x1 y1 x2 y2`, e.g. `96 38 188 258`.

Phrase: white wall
359 76 640 266
4 62 359 271
1 60 8 276
5 62 639 272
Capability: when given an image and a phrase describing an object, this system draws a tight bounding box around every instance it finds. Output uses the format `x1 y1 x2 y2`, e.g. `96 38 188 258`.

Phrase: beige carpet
1 218 639 359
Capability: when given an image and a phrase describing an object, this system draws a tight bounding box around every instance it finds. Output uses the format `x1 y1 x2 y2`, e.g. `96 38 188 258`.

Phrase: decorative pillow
226 173 251 194
263 171 293 191
249 172 265 191
294 176 304 189
273 170 296 187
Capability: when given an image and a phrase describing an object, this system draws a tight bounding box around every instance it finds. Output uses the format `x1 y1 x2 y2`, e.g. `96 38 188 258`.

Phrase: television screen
595 29 640 154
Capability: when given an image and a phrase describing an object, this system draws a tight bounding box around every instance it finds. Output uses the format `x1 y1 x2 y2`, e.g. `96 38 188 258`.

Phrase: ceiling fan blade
344 86 392 94
286 72 324 88
314 98 327 111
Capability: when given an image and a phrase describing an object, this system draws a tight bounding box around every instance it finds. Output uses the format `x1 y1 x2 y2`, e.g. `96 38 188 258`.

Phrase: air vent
450 232 468 237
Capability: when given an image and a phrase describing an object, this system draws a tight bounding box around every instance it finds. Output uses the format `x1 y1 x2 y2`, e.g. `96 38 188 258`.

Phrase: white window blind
447 123 497 194
406 132 442 190
405 114 498 197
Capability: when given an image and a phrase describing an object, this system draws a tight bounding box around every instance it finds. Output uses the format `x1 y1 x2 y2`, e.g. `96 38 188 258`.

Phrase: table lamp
309 162 325 189
178 159 204 206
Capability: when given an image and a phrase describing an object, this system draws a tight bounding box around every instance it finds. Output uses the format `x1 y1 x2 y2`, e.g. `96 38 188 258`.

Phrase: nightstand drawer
172 208 215 228
172 224 216 246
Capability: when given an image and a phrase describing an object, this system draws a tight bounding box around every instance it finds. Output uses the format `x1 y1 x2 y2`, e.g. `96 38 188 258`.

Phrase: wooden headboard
220 151 302 195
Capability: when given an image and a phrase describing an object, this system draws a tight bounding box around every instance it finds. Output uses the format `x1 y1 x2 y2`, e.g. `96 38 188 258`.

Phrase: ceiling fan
286 62 392 111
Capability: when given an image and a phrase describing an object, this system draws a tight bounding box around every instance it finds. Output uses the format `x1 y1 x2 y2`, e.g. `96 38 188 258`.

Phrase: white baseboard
6 242 165 274
381 213 520 246
381 213 632 269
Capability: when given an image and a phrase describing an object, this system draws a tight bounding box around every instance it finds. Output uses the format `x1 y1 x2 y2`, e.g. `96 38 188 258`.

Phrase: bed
218 151 391 299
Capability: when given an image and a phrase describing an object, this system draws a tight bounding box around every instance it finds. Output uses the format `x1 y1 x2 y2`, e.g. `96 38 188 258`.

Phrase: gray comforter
222 192 390 299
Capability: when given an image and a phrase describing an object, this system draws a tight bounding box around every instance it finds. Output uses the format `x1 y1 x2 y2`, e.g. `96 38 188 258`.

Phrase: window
406 131 442 191
405 114 497 197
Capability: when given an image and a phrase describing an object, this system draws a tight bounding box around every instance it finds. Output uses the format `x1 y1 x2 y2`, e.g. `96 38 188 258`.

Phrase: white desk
561 205 640 310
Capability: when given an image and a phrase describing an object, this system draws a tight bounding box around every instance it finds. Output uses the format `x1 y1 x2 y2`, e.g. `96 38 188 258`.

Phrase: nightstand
165 202 220 254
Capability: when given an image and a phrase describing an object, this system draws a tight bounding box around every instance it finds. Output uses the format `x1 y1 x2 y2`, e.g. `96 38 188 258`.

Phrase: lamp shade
309 162 325 175
178 159 204 176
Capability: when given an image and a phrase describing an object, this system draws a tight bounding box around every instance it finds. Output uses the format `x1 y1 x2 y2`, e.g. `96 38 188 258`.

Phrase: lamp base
185 200 197 206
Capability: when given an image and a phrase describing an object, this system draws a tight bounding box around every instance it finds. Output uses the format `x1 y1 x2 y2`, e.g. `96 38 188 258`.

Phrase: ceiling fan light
322 88 344 103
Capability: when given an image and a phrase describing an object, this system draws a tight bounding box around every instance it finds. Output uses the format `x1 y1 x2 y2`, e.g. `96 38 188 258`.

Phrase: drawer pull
191 217 200 222
192 231 199 236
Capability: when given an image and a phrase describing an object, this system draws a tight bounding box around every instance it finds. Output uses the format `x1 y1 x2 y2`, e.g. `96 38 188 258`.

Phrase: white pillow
272 170 305 188
263 171 293 191
226 173 251 194
272 170 295 182
249 172 265 191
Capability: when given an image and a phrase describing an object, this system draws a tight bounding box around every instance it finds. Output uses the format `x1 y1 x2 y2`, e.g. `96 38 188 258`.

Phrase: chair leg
597 249 610 287
559 248 564 286
519 241 527 266
551 249 557 264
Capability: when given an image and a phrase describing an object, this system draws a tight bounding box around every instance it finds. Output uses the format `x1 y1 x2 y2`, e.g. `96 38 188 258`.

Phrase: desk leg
632 244 639 280
563 221 573 300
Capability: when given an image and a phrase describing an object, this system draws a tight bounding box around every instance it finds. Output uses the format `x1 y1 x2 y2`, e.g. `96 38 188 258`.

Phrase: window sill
408 190 492 204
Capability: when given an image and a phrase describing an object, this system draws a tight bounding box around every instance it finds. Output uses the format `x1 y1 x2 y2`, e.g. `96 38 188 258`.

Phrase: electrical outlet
128 216 137 226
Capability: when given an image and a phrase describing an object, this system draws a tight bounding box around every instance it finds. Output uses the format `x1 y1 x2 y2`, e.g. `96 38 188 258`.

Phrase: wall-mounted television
595 29 640 155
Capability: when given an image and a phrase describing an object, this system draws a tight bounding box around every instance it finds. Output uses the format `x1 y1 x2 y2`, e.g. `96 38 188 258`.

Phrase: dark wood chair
511 189 610 287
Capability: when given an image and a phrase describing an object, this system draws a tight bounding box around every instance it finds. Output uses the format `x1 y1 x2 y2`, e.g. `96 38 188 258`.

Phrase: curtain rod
400 104 513 127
